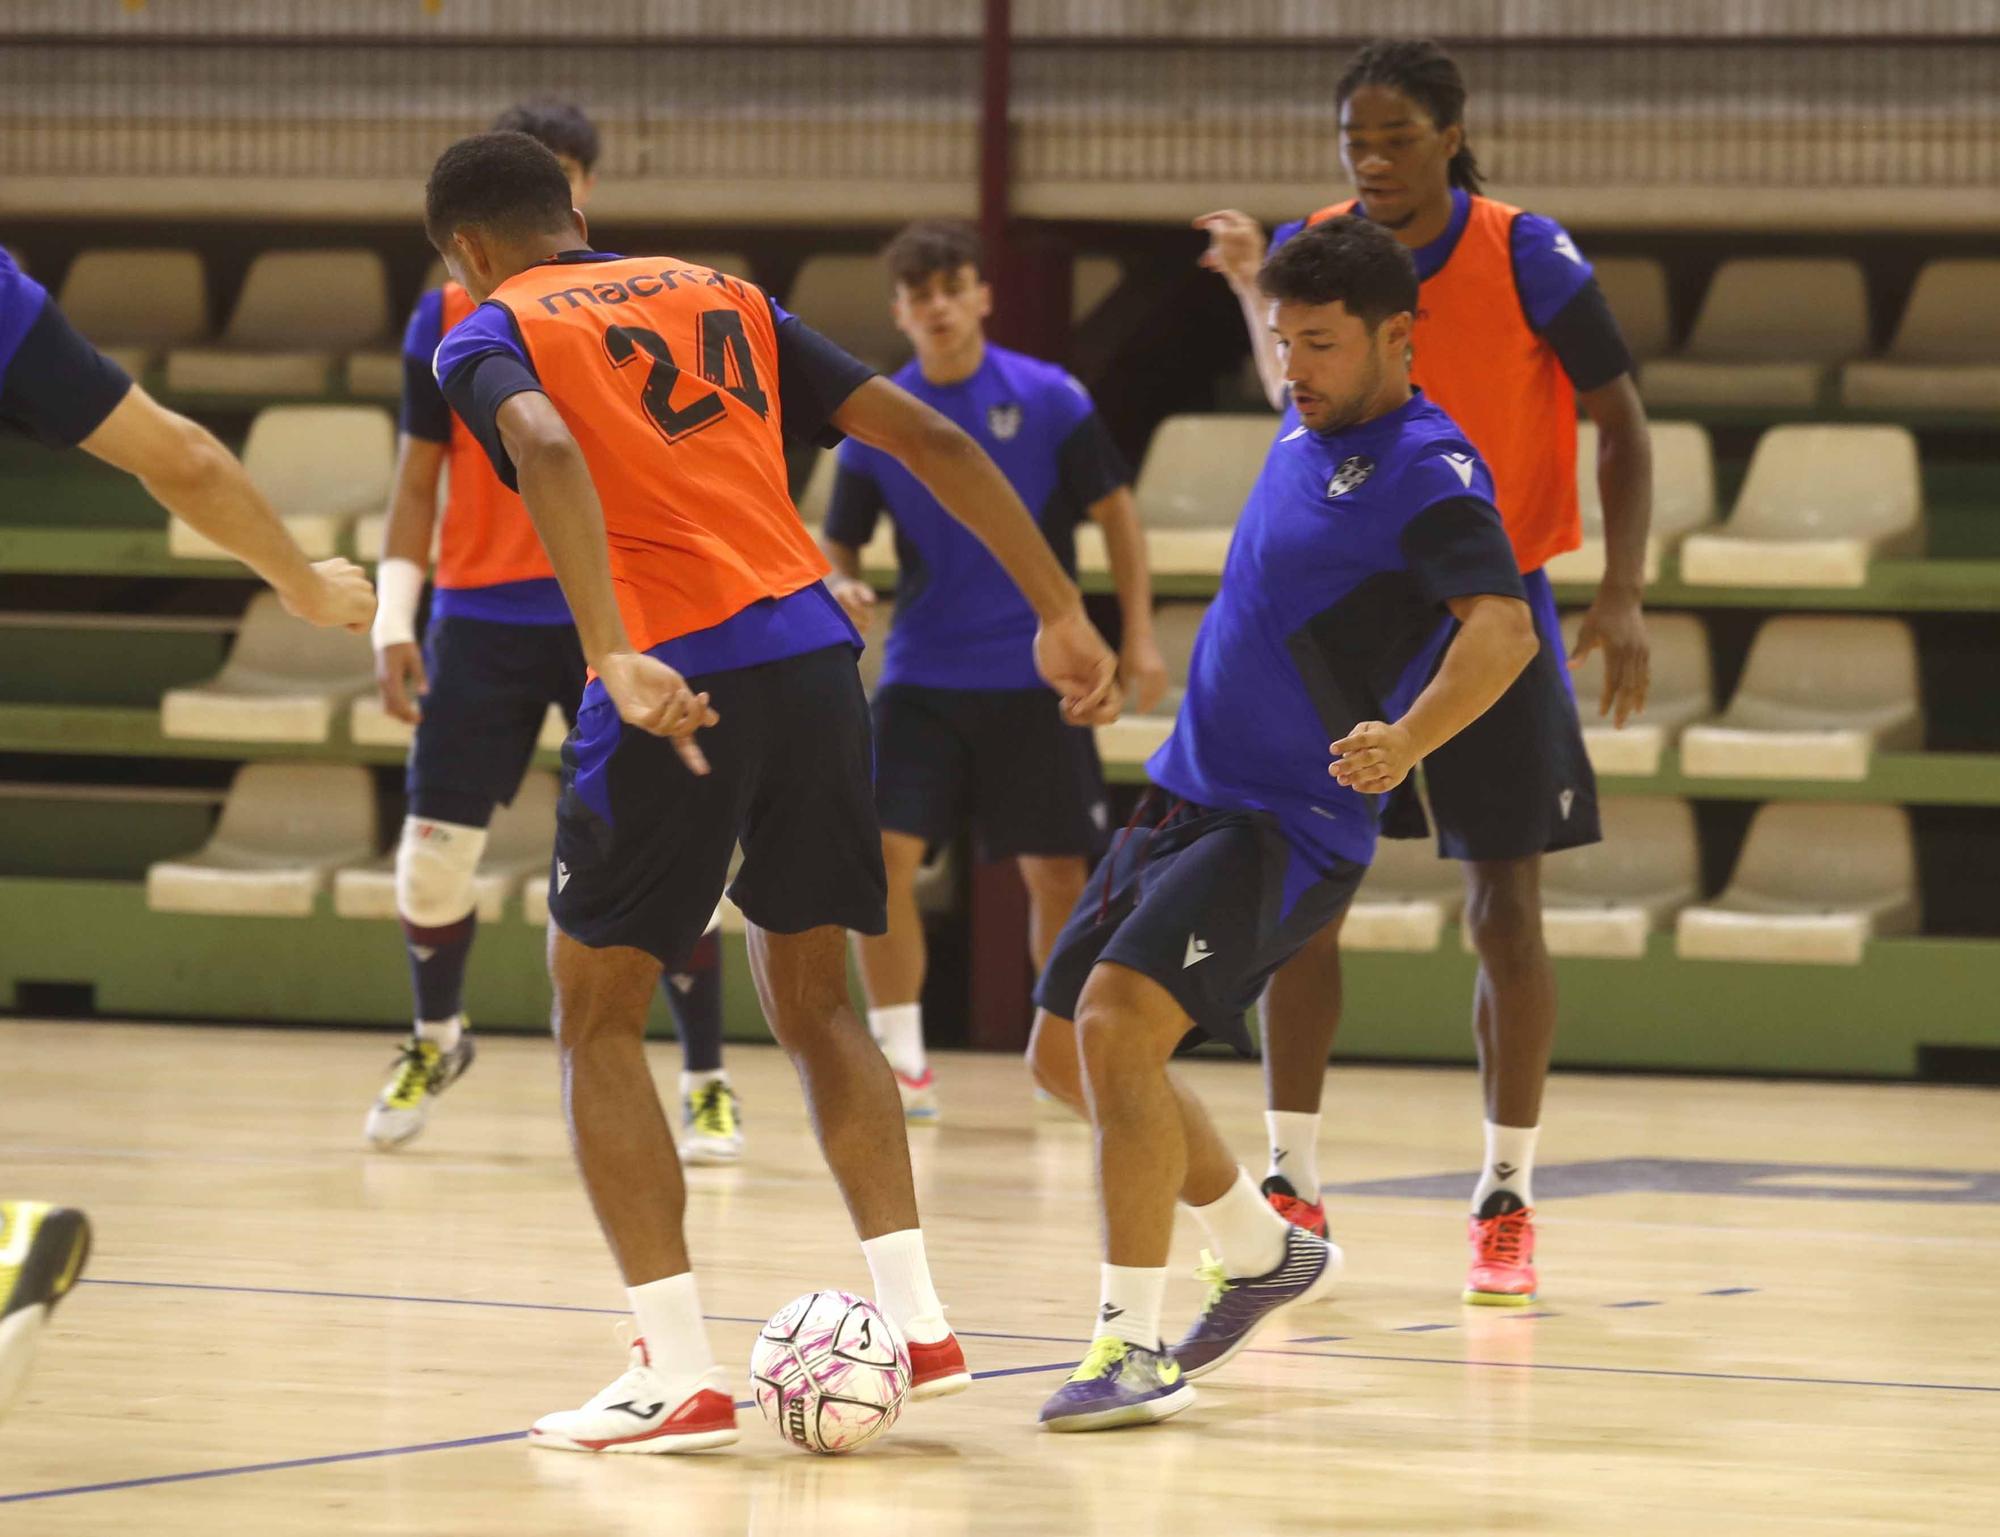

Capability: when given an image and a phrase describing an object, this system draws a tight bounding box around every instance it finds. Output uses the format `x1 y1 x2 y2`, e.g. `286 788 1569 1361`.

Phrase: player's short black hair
425 130 577 249
1257 216 1419 329
491 98 601 173
882 220 984 287
1337 38 1483 194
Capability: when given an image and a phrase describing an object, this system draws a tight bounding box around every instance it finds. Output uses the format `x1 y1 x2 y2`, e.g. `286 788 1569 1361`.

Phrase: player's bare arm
1571 373 1653 726
830 376 1121 725
1331 591 1537 794
79 384 376 633
372 433 447 722
1086 485 1169 712
494 389 717 771
1194 209 1287 411
816 532 878 632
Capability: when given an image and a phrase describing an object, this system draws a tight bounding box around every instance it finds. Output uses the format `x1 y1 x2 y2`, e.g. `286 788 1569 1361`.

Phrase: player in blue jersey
0 247 373 1418
820 221 1167 1120
364 100 741 1162
1025 218 1540 1431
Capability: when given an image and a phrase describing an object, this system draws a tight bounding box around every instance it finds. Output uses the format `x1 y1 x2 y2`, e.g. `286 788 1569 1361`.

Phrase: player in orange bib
1197 38 1655 1305
366 102 741 1165
423 130 1120 1452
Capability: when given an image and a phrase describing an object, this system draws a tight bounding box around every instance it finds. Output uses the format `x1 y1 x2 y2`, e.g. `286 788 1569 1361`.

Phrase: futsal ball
751 1290 911 1454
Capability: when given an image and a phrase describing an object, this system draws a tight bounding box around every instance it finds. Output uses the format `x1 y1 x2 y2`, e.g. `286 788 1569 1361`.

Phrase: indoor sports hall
2 4 1996 1534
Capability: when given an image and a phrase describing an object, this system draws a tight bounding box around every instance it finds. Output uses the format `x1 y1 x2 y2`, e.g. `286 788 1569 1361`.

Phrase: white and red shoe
894 1067 939 1123
906 1331 971 1400
529 1338 739 1454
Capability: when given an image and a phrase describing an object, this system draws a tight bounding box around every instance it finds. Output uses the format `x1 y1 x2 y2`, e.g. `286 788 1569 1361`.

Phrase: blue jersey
0 249 51 391
1147 392 1524 884
826 343 1127 691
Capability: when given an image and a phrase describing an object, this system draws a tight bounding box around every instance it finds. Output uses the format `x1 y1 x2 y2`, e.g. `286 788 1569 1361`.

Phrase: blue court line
76 1279 1087 1348
1285 1335 1351 1344
1393 1323 1456 1333
1606 1299 1663 1309
1704 1286 1759 1297
0 1359 1084 1504
1268 1346 2000 1396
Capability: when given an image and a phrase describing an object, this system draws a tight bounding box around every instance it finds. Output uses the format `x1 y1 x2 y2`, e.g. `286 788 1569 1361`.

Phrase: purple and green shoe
1038 1336 1194 1432
1171 1225 1343 1380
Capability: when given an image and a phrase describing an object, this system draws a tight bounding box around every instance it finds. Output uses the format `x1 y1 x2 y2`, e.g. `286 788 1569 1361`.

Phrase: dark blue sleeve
1267 217 1308 257
0 293 132 448
1509 213 1596 334
823 445 885 549
1056 412 1130 510
398 289 451 443
767 297 876 449
437 350 543 493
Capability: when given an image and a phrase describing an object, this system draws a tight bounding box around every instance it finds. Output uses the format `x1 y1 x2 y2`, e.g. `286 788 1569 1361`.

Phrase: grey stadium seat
166 249 392 397
57 248 209 378
1640 259 1868 411
1840 260 2000 415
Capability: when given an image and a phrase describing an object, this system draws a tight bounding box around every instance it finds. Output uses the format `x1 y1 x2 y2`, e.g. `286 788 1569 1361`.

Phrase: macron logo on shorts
556 860 572 892
1183 935 1213 969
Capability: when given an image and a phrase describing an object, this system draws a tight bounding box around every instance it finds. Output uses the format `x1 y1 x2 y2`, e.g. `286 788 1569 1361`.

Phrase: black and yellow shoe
0 1201 92 1417
680 1080 744 1166
365 1029 477 1149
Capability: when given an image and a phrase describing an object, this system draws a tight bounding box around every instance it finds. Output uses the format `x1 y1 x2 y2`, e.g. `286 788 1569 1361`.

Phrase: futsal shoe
365 1028 476 1149
529 1338 739 1454
1261 1173 1329 1239
893 1066 939 1123
680 1080 744 1166
906 1330 972 1400
0 1202 92 1417
1463 1190 1538 1306
1039 1337 1193 1432
1171 1226 1344 1381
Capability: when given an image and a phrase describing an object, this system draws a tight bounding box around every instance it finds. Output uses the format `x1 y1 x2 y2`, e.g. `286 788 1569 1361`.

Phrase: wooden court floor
2 1019 1997 1535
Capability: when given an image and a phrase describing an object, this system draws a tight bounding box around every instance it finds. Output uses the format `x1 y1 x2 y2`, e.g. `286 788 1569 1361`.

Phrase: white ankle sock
1473 1120 1540 1210
1187 1167 1289 1279
861 1228 948 1344
416 1015 462 1051
679 1069 727 1098
868 1004 926 1079
627 1272 715 1380
1265 1110 1321 1194
1097 1263 1166 1349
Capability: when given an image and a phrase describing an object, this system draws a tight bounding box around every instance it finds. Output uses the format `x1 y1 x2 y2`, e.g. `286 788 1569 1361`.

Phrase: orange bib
490 257 829 655
1309 196 1580 574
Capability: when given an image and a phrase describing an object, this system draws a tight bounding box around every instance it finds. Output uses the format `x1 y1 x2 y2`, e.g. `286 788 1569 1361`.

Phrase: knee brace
395 817 488 927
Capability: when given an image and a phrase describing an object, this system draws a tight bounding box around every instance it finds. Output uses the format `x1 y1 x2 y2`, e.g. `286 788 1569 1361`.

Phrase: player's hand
1120 630 1171 715
1034 607 1122 727
1193 209 1267 290
1330 721 1419 795
598 651 719 775
281 558 376 633
374 641 428 725
1570 585 1650 727
827 574 878 633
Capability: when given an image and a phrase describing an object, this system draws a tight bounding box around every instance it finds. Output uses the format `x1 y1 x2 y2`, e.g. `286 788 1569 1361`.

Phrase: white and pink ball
750 1290 911 1454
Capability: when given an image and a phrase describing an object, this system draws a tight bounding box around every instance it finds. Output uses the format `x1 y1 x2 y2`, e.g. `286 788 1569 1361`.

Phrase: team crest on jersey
1326 455 1375 498
986 402 1023 441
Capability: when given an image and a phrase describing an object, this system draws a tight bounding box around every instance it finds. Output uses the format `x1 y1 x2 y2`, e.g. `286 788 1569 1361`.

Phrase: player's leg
0 1201 91 1419
365 617 545 1148
732 646 969 1399
1252 911 1346 1237
1423 568 1600 1305
1017 855 1089 973
667 915 741 1166
853 685 968 1120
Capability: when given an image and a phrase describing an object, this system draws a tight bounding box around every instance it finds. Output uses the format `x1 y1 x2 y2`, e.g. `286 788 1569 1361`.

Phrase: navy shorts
550 643 887 968
873 683 1107 861
1382 568 1602 861
407 614 585 827
1033 796 1365 1054
0 299 132 448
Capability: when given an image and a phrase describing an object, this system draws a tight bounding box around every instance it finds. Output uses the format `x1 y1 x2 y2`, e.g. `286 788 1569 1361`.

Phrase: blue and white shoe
1171 1225 1343 1380
1038 1336 1194 1432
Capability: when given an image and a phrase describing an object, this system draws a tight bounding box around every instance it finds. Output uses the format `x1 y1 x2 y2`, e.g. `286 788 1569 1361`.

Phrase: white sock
1187 1167 1289 1279
1265 1111 1321 1195
679 1069 727 1098
1097 1263 1166 1349
416 1015 462 1051
1472 1120 1540 1210
868 1003 926 1079
861 1228 948 1344
626 1272 715 1382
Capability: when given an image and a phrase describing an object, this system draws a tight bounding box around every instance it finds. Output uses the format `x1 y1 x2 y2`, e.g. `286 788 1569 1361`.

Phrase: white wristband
371 556 426 650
